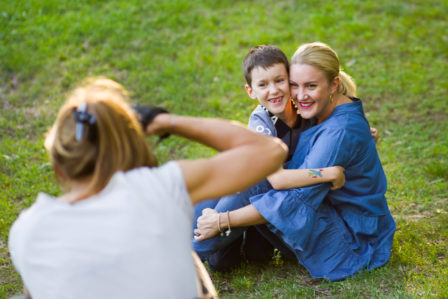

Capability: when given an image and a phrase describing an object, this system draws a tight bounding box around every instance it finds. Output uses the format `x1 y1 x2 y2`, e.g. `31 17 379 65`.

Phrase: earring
291 97 299 110
330 94 334 103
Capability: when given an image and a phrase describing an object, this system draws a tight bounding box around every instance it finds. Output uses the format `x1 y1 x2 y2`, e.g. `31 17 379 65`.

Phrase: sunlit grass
1 0 447 297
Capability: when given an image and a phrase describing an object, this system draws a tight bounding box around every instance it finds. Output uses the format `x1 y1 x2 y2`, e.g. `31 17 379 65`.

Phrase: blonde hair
291 42 357 97
45 77 156 199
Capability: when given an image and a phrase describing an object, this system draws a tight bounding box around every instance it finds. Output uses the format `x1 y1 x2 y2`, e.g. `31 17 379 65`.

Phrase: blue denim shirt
250 98 396 281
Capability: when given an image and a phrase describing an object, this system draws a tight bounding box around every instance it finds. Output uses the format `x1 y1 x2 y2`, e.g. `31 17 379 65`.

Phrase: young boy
244 45 312 163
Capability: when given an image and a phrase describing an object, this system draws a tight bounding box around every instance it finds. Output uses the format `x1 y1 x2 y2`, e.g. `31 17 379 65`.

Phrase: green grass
1 0 447 297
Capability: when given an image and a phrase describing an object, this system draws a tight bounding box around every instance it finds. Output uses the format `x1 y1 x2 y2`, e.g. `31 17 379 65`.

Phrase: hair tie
74 102 96 141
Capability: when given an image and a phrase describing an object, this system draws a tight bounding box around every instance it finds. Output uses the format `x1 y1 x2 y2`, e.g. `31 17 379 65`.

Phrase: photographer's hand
145 113 174 137
133 105 171 142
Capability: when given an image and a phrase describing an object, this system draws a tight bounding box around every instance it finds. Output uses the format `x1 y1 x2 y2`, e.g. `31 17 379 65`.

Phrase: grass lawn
1 0 447 297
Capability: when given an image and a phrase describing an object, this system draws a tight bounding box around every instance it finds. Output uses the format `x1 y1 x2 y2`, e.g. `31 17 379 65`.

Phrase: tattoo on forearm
308 169 324 178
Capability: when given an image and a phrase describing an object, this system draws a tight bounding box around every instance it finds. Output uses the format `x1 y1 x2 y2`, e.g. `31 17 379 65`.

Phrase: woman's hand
194 208 220 242
330 166 345 190
370 127 379 143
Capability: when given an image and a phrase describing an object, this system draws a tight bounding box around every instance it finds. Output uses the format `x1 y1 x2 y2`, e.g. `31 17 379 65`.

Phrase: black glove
133 104 170 143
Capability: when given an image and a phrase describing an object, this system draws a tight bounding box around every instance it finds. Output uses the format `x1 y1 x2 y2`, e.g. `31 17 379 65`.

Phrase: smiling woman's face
289 63 337 123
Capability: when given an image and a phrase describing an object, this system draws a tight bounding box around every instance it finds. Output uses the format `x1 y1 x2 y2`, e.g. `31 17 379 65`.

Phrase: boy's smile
269 96 284 104
246 63 290 118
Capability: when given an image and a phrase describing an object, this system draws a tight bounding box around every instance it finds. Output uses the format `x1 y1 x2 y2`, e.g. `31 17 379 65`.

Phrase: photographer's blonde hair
291 42 357 97
45 78 156 200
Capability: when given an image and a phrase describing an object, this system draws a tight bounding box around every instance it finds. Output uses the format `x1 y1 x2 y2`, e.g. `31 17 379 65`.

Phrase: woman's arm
146 114 288 204
194 205 266 241
267 166 345 190
194 166 345 241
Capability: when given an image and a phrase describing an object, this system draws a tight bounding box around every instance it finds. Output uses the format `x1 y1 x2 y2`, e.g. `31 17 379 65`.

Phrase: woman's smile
298 101 314 109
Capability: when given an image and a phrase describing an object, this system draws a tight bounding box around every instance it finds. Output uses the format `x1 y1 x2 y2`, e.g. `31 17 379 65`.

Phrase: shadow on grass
210 212 448 297
210 252 410 298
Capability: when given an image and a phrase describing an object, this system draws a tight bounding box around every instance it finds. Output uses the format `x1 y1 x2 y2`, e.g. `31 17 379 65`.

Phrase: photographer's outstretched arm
145 114 287 204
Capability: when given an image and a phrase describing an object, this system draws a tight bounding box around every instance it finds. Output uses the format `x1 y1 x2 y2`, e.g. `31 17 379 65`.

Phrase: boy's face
245 63 290 117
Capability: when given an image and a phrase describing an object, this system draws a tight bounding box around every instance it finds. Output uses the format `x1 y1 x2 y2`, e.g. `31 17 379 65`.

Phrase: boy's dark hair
242 45 289 87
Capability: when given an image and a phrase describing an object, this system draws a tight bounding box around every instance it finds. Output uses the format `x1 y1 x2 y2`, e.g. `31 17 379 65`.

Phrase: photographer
8 78 287 299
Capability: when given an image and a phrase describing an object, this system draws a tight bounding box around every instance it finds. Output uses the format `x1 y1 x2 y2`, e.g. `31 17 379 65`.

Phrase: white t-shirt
9 162 199 299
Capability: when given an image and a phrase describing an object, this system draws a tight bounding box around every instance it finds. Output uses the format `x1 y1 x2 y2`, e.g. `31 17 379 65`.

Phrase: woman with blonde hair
195 42 396 281
8 78 287 299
